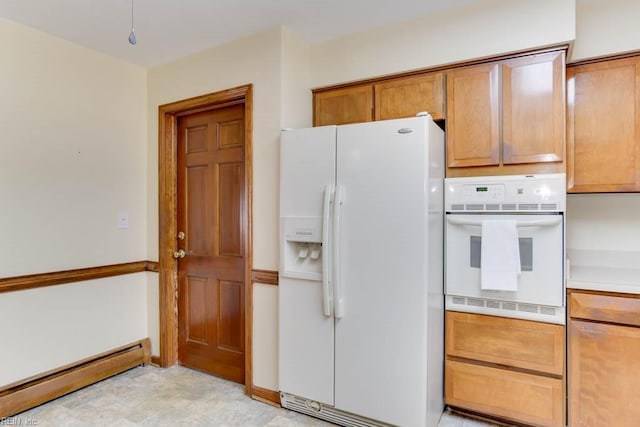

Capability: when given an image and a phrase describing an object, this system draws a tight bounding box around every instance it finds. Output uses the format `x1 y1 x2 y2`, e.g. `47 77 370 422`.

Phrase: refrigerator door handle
321 184 334 317
333 185 345 319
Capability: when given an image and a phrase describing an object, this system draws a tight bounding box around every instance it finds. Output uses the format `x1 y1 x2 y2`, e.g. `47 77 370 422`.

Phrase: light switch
118 212 129 229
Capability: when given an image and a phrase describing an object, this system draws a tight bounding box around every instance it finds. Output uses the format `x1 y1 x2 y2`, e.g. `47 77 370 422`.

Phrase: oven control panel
462 184 505 201
445 174 566 212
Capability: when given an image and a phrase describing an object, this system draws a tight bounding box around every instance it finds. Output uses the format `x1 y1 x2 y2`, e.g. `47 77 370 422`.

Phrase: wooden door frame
157 84 253 395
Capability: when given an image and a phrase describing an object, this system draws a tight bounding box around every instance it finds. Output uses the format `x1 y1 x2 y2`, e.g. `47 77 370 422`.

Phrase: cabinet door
567 56 640 192
502 51 565 165
446 360 564 427
569 320 640 426
313 85 373 126
446 64 500 168
374 72 444 120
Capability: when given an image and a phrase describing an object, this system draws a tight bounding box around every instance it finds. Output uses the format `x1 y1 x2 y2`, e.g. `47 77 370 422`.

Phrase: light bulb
128 0 136 45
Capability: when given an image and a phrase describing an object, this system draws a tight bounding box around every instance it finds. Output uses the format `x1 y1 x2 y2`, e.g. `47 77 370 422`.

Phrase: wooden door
445 64 500 169
177 103 246 384
502 51 565 165
567 56 640 192
569 319 640 426
374 72 444 120
313 85 373 126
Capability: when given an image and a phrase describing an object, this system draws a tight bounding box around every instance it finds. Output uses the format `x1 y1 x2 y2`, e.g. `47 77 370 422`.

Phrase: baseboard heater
0 338 151 418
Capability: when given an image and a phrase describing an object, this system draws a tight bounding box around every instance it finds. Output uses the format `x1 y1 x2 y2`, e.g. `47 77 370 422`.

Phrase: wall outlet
118 212 129 229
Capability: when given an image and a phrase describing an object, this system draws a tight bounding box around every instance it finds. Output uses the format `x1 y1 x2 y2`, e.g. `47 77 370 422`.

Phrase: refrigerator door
334 117 441 426
279 126 336 405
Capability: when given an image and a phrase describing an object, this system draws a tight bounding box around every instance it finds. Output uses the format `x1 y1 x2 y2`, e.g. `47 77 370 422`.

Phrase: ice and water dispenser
280 217 323 280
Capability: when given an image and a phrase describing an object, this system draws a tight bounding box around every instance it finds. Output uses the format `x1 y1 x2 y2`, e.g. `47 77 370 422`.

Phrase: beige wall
571 0 640 61
566 0 640 254
567 194 640 252
252 283 280 389
0 276 148 386
281 27 312 129
146 27 285 388
310 0 576 87
0 17 148 386
247 27 313 391
146 27 282 269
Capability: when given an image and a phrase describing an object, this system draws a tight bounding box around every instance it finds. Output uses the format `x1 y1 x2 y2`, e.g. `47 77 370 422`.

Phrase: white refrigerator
279 115 444 427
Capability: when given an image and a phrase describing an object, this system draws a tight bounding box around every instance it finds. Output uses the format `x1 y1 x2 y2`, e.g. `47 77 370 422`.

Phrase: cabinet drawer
446 312 564 375
569 291 640 327
446 360 564 427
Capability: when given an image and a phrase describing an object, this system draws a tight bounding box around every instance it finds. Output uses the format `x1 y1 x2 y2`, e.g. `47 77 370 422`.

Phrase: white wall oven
445 174 566 324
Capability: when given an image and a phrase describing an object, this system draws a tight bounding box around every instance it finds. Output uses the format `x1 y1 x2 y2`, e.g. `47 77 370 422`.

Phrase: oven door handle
446 216 562 228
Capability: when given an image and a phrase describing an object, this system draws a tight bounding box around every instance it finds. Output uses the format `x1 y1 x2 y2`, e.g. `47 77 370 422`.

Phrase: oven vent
465 204 484 211
502 302 516 310
518 203 539 211
447 296 560 320
467 298 484 307
486 300 501 309
518 304 538 313
450 202 560 212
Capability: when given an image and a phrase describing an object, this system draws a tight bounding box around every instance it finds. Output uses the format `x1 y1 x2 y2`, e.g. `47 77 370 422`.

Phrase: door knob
173 249 186 259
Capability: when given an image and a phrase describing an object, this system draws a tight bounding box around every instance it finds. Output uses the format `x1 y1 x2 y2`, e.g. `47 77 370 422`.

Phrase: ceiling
0 0 476 68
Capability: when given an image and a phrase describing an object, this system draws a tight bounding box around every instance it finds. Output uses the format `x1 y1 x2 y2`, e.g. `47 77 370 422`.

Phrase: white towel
481 220 521 291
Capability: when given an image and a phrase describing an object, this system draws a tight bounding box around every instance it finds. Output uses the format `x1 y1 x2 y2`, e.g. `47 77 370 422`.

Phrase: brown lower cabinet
445 311 565 427
569 290 640 426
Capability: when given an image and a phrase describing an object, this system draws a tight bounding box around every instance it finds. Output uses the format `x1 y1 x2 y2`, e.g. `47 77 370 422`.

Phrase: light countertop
567 249 640 294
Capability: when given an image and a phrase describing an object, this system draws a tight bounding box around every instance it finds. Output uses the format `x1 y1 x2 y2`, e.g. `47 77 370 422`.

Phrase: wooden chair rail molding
0 261 160 294
251 269 278 286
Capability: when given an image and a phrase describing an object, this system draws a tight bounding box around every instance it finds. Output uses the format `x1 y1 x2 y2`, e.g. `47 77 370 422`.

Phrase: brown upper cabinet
567 56 640 192
374 72 444 121
446 50 566 177
446 63 501 169
313 85 374 126
313 72 444 126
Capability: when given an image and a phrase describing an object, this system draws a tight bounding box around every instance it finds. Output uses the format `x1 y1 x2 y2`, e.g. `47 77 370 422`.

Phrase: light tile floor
10 366 498 427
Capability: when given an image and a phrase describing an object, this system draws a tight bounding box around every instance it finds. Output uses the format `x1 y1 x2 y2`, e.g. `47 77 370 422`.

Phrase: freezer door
279 277 335 405
279 126 336 405
334 117 443 426
280 126 336 217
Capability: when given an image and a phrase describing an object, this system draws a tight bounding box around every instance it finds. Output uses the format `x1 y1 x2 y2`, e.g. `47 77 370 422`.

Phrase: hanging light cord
128 0 137 45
